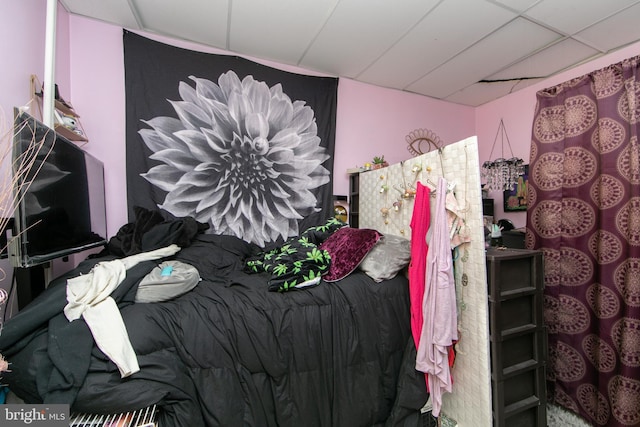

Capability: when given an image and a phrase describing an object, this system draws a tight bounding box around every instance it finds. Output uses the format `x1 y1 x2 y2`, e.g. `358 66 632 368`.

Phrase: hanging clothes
415 177 458 418
409 181 431 348
409 182 431 389
65 244 181 377
445 184 471 249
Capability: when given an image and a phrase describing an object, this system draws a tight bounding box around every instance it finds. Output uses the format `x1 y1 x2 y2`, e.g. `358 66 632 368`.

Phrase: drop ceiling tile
490 0 540 13
445 76 542 106
443 80 532 106
488 38 600 80
358 0 517 90
134 0 228 48
300 0 440 77
575 3 640 52
407 17 562 99
524 0 639 34
60 0 140 29
230 0 339 65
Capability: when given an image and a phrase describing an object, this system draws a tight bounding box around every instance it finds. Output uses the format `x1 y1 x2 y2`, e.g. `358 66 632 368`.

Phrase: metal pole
42 0 57 127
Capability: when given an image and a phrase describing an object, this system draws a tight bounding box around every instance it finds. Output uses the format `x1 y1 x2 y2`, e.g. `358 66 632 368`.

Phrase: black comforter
0 227 427 426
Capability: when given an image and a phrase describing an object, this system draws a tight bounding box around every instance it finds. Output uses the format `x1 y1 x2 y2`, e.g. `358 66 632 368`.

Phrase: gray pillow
135 260 201 303
358 234 411 282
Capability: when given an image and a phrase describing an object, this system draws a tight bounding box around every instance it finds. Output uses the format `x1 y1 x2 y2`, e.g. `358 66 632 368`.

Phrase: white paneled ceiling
58 0 640 106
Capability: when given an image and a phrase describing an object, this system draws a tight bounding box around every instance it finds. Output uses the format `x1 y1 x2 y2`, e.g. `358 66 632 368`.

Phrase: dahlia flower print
139 71 330 246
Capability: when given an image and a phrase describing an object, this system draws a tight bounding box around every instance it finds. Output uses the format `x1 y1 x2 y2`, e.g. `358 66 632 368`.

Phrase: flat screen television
8 109 107 268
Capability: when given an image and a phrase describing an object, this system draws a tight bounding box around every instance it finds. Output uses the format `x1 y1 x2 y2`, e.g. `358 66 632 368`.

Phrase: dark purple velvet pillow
319 227 382 282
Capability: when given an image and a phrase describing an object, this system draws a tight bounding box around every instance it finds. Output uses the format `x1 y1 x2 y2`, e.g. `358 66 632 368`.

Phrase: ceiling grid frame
58 0 640 106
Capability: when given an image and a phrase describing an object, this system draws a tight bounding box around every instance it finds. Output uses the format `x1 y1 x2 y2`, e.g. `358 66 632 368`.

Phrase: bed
0 212 428 427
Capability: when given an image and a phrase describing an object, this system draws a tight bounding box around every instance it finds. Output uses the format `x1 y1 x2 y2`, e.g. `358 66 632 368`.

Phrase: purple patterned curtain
527 55 640 427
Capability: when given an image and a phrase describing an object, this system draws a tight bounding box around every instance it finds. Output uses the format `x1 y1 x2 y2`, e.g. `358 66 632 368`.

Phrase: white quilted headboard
359 136 492 427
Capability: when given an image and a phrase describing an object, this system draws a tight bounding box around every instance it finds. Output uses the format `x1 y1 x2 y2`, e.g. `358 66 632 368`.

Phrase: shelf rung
504 396 540 416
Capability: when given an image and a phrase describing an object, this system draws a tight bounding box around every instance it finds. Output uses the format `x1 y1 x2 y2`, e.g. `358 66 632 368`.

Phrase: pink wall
66 17 127 237
335 80 474 196
0 0 70 128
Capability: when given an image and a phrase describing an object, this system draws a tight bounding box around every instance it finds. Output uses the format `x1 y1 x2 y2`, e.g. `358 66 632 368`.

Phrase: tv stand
15 263 51 310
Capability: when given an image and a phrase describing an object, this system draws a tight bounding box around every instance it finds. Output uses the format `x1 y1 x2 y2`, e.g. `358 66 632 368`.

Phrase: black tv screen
9 109 107 268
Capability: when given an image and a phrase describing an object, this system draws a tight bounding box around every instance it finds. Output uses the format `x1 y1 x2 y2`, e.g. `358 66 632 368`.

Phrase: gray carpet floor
547 403 593 426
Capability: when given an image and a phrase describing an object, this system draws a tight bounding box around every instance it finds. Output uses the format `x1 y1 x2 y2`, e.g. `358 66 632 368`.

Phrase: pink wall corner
334 79 475 196
474 90 538 228
67 15 128 238
0 0 46 124
0 0 71 121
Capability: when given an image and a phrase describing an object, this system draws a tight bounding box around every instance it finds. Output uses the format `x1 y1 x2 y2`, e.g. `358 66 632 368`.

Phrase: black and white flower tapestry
123 31 338 247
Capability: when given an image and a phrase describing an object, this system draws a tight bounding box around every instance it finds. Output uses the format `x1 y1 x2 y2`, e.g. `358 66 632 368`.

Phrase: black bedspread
0 232 427 426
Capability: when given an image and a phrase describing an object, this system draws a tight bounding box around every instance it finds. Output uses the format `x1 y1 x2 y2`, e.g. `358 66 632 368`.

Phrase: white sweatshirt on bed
64 244 181 378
